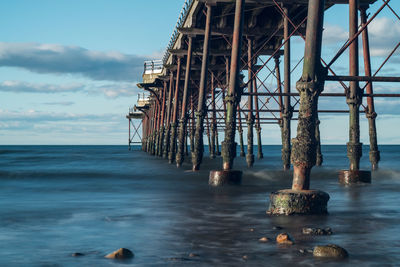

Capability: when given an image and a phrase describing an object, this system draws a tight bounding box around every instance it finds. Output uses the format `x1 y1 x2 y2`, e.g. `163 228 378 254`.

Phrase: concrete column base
209 170 242 186
338 170 371 184
267 189 330 215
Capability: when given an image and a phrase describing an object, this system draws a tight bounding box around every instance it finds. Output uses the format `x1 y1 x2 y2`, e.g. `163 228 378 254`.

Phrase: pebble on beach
259 237 270 243
276 233 294 245
105 248 134 259
313 244 348 258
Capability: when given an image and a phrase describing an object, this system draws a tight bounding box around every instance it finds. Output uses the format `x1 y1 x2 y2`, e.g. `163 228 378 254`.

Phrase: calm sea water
0 145 399 266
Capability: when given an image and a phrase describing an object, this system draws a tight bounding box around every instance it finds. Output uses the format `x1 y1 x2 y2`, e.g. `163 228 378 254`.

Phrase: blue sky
0 0 399 145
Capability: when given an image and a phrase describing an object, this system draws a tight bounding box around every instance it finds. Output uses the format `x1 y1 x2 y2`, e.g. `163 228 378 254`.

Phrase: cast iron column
163 73 174 158
291 0 326 190
210 73 217 158
190 93 195 153
254 78 263 159
168 57 181 163
177 37 193 167
282 8 292 170
361 6 380 170
246 37 255 167
347 0 362 171
158 81 167 157
222 0 245 171
192 3 213 171
237 106 245 157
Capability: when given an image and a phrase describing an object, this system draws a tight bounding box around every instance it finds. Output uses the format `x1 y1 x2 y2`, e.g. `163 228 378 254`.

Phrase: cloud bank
0 42 148 82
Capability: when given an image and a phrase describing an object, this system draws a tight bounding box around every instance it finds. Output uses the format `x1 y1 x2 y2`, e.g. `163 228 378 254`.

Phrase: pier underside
129 0 399 215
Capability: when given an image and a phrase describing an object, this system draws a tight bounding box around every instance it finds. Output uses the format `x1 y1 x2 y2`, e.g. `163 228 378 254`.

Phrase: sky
0 0 399 145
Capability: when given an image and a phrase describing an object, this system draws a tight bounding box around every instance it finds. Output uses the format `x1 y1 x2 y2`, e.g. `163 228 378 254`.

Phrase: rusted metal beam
192 4 213 171
326 75 400 82
177 37 194 167
347 0 362 171
361 6 380 170
246 37 255 168
221 0 245 171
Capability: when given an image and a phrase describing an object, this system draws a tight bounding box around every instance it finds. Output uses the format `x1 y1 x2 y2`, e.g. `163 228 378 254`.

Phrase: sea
0 145 399 266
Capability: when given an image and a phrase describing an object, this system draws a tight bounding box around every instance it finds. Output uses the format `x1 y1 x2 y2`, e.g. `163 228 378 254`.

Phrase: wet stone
72 253 84 257
242 255 248 260
313 244 348 259
259 237 270 243
302 227 332 235
105 248 134 259
276 233 294 245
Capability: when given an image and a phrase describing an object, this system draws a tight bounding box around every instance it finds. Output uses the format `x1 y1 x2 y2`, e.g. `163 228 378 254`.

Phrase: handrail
162 0 194 65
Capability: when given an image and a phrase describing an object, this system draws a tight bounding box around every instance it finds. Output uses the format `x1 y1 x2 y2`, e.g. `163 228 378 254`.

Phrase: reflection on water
0 145 399 266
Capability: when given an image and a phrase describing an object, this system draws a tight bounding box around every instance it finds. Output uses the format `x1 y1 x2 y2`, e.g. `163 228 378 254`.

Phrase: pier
128 0 400 214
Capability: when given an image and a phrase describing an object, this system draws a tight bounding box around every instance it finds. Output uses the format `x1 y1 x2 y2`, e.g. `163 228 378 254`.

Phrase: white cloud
368 17 400 57
0 80 84 93
0 42 152 82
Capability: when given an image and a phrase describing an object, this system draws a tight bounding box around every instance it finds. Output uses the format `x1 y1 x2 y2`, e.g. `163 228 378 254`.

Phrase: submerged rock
72 252 84 257
259 237 270 243
313 244 348 258
303 227 332 235
105 248 134 259
276 233 294 245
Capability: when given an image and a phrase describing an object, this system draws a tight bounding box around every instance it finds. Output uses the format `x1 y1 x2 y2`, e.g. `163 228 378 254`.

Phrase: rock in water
276 233 294 245
302 227 332 235
72 252 84 257
313 244 348 258
259 237 270 243
105 248 134 259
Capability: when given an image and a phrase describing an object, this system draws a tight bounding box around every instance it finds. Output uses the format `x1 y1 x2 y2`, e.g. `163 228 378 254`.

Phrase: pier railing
143 60 163 75
162 0 194 65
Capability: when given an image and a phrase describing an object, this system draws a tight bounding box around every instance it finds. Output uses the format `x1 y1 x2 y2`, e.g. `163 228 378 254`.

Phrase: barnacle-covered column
168 57 182 163
315 116 323 166
209 0 244 186
268 0 330 215
157 81 167 157
176 36 193 167
163 72 174 158
192 3 213 171
339 0 371 184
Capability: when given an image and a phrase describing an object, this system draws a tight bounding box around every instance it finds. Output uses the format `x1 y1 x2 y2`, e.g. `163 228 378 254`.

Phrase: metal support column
361 5 380 170
282 6 292 170
291 0 326 191
177 37 193 167
192 3 213 171
246 37 255 167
